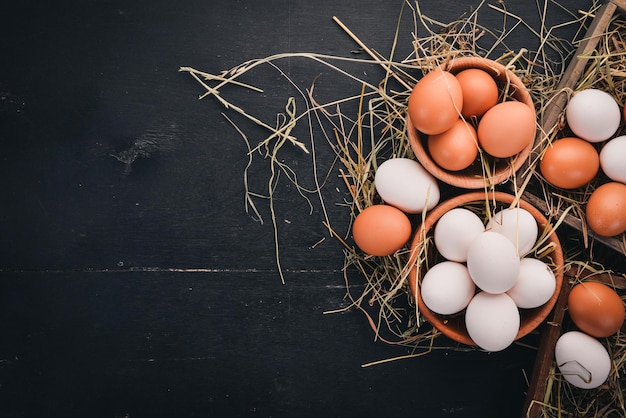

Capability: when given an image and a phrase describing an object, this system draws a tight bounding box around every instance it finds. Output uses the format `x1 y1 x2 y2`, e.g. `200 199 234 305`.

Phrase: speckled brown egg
540 137 600 189
427 119 479 171
586 182 626 237
408 69 463 136
568 281 625 337
352 204 412 256
477 101 536 158
455 68 499 119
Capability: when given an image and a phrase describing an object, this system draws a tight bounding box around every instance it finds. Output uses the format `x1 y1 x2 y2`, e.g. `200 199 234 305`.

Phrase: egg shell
420 261 476 315
506 258 556 309
427 119 479 171
566 89 620 143
455 68 499 119
466 231 521 294
555 331 611 389
408 69 463 136
540 137 600 189
486 207 538 257
374 158 440 214
567 281 625 337
434 207 485 262
465 291 520 352
352 205 412 256
586 182 626 237
600 135 626 183
477 101 536 158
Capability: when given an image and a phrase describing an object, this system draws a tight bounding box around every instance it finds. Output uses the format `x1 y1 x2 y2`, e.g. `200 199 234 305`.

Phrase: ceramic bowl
407 56 535 189
407 191 564 346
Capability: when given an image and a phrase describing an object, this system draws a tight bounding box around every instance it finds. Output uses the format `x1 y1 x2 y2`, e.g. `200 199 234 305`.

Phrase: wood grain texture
523 1 626 256
0 1 604 417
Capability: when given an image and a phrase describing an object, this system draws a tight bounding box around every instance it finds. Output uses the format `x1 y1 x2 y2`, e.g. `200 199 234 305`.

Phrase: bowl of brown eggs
407 191 564 351
407 56 536 189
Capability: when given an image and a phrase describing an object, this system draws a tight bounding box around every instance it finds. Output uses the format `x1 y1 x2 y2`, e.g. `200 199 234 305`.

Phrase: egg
408 69 463 135
374 158 440 213
465 292 520 352
352 204 412 256
427 119 479 171
455 68 499 119
477 101 536 158
486 207 538 256
600 135 626 183
433 207 485 262
466 231 521 294
586 182 626 237
540 137 600 189
420 261 476 315
506 258 556 309
555 331 611 389
567 281 625 337
566 89 620 143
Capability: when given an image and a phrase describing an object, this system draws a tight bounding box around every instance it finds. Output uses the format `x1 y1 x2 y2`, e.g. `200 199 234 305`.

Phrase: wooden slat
521 3 624 417
522 0 626 255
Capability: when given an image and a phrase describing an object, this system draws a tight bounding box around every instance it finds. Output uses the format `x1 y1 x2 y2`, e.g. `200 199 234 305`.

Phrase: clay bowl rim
407 191 564 347
407 56 536 189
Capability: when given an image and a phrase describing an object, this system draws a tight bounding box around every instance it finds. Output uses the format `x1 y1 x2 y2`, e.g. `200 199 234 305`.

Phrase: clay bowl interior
407 191 564 347
407 56 535 189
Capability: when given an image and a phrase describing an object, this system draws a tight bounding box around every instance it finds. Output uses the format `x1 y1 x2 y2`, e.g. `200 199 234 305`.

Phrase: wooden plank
0 1 610 417
611 0 626 16
521 4 625 416
0 270 538 417
522 268 572 418
522 265 626 417
522 0 626 255
528 0 617 172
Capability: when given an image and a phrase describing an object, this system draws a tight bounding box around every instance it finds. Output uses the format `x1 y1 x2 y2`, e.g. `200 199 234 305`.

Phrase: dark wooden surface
0 1 603 417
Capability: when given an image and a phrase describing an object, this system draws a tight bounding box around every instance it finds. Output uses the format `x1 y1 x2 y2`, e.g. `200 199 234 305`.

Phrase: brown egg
352 204 412 256
540 137 600 189
477 101 536 158
568 281 625 337
427 119 478 171
586 182 626 236
408 69 463 136
455 69 499 119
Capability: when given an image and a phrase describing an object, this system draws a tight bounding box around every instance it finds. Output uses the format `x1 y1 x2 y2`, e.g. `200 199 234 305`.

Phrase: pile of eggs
540 88 626 237
420 205 556 352
352 157 441 257
408 65 536 171
554 280 624 389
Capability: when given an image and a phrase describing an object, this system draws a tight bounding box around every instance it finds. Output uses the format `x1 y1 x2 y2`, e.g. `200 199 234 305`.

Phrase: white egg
600 135 626 183
420 261 476 315
555 331 611 389
465 292 520 352
506 258 556 309
486 207 538 256
434 208 485 262
466 231 521 294
565 89 620 143
374 158 440 214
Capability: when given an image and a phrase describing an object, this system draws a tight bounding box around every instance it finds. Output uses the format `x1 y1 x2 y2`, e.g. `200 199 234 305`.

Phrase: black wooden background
0 1 614 417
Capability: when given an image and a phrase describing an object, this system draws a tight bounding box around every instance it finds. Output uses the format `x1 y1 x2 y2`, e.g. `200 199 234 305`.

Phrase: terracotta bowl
408 56 535 189
407 191 564 346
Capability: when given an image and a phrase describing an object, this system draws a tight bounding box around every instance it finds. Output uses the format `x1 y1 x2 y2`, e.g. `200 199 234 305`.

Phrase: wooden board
520 3 626 416
0 1 608 417
521 0 626 255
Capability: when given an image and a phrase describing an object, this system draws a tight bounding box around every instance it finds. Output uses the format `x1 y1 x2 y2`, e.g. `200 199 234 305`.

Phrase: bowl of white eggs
407 191 564 351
